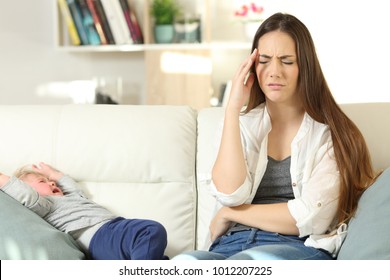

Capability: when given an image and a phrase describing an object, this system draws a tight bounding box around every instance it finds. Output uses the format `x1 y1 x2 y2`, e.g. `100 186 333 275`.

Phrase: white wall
0 0 388 105
277 0 390 104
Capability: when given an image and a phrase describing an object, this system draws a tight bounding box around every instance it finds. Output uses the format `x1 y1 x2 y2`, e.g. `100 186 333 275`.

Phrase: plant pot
154 25 175 44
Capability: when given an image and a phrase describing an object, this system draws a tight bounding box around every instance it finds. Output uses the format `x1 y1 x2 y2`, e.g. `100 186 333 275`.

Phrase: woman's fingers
227 49 258 110
239 48 257 81
244 71 256 88
244 71 252 86
245 48 258 72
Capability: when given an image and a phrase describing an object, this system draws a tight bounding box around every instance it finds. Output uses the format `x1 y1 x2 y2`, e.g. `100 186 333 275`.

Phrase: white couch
0 103 389 259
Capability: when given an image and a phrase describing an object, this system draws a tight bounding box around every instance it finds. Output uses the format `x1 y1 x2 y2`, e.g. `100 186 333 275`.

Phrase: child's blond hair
13 165 47 180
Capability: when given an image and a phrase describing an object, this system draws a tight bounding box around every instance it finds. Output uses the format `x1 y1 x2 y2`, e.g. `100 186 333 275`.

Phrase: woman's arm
212 110 247 194
212 49 258 195
210 203 299 241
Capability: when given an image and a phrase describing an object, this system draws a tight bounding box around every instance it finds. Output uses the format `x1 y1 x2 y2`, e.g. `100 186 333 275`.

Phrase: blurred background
0 0 388 106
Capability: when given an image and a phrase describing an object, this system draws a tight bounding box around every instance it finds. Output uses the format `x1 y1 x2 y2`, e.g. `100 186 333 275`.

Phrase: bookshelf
55 0 252 109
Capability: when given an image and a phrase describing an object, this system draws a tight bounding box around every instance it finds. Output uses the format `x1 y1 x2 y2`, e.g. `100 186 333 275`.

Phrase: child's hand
32 162 64 181
0 172 10 188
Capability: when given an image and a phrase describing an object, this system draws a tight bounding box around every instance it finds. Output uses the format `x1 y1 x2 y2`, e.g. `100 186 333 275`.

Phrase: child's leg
89 217 167 260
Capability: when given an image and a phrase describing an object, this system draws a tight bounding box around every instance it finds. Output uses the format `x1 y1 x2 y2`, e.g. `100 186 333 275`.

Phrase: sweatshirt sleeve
56 175 86 197
1 176 51 217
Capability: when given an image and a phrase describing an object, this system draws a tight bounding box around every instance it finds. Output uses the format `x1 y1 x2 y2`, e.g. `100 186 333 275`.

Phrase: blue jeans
89 217 168 260
173 229 333 260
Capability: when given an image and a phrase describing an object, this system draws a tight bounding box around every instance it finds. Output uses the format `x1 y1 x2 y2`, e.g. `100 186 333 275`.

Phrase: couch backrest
0 105 198 258
340 103 390 172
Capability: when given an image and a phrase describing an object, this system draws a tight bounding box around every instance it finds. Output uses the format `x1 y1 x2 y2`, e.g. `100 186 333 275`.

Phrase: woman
174 12 377 260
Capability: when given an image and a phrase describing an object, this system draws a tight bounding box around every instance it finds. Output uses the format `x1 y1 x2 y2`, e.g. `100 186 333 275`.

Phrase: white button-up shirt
211 103 347 256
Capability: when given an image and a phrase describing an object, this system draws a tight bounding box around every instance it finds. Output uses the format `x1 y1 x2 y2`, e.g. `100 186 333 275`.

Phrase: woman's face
255 31 299 106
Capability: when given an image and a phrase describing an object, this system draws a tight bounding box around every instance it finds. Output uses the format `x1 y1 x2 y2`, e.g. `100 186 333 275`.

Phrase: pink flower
234 2 264 20
250 3 263 13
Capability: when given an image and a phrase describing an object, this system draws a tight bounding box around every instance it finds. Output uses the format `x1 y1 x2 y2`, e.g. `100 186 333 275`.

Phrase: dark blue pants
89 217 168 260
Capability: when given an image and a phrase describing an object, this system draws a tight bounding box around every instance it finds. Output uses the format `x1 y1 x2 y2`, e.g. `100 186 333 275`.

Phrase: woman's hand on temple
226 48 258 113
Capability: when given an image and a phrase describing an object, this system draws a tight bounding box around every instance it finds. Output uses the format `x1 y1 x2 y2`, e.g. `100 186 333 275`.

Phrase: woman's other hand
209 207 232 242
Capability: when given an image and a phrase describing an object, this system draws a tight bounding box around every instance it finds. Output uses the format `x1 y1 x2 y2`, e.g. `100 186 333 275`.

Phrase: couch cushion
337 168 390 259
0 191 85 260
0 105 198 259
196 107 225 250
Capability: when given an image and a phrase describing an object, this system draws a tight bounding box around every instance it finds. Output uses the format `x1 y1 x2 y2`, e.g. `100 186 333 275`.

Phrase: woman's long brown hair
245 13 377 224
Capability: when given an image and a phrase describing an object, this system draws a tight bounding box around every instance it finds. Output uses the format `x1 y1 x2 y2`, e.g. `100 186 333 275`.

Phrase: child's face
22 174 64 196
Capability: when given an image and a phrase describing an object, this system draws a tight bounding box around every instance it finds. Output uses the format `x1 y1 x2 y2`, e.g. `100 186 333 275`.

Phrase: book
86 0 108 44
118 0 143 44
77 0 101 45
128 3 143 44
57 0 81 45
100 0 132 45
111 0 133 44
93 0 115 44
66 0 89 45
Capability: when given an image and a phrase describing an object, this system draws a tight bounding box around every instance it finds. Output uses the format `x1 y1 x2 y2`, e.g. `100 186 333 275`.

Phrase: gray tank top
228 156 294 232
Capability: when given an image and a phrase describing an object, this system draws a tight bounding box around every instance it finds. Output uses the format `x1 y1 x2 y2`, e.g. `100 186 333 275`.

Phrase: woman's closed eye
258 54 296 65
281 60 294 65
258 59 294 65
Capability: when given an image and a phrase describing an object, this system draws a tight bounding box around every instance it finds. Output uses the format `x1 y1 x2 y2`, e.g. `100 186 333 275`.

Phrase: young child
0 162 168 260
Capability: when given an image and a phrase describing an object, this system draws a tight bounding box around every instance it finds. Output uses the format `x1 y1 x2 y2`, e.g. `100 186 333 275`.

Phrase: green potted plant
151 0 180 43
